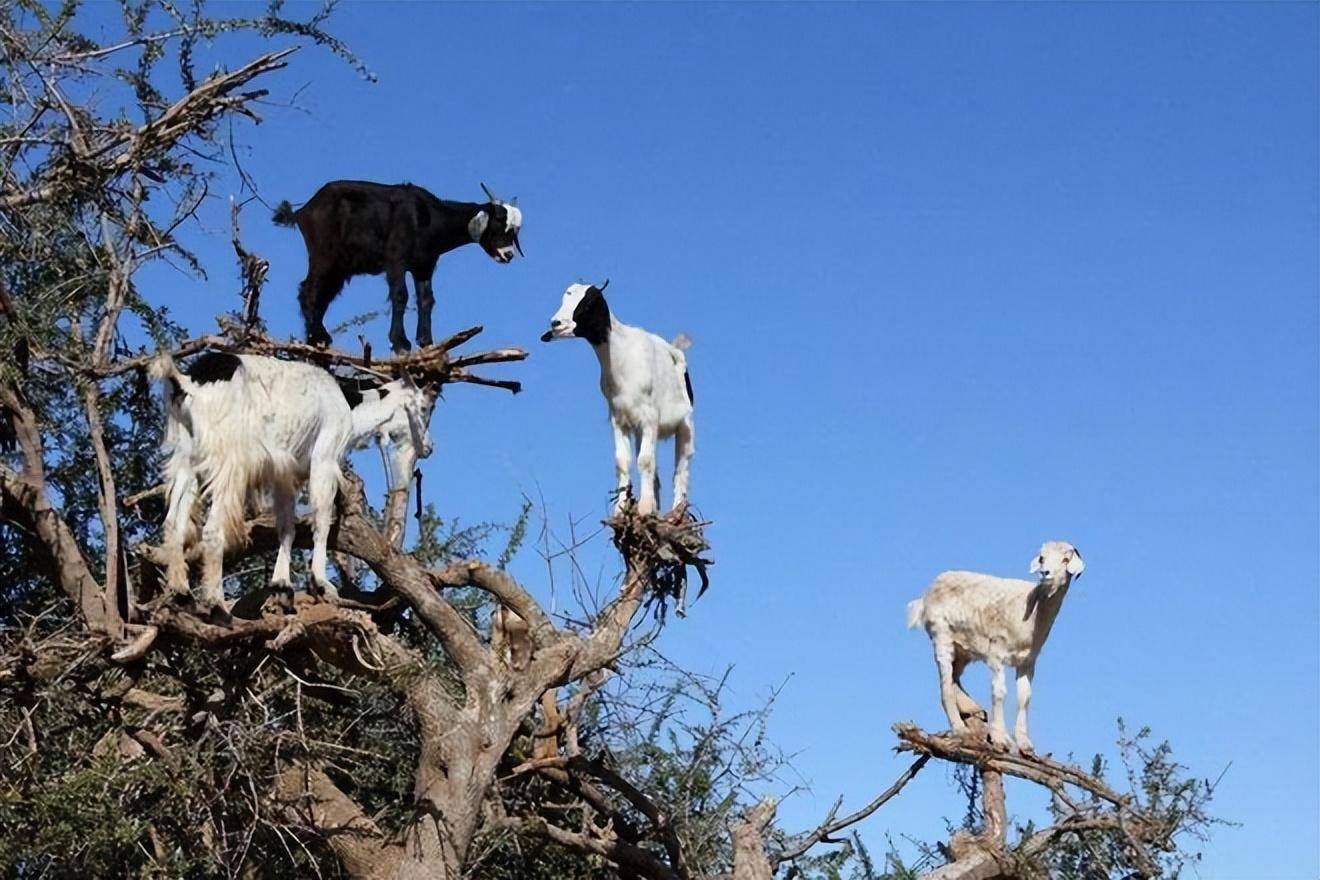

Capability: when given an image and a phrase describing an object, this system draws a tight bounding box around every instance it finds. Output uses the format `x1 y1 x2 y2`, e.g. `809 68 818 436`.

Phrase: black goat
273 180 522 352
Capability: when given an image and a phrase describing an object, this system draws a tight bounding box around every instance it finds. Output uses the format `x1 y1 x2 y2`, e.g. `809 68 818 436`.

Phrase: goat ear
467 211 489 241
1066 550 1085 578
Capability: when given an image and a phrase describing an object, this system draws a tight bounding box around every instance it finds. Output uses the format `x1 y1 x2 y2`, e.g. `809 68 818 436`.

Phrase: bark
276 765 403 880
0 464 109 629
731 799 777 880
896 722 1161 880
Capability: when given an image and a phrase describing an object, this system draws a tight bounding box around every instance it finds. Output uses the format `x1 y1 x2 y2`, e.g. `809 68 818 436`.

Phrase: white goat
906 541 1085 752
154 351 434 608
541 280 694 516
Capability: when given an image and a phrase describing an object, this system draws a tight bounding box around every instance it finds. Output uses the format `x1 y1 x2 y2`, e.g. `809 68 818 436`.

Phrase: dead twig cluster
609 502 713 618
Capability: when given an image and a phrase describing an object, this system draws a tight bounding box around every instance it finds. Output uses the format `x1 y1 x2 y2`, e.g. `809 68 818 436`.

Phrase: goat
906 541 1085 753
540 281 694 516
273 180 523 353
335 373 435 498
153 351 435 610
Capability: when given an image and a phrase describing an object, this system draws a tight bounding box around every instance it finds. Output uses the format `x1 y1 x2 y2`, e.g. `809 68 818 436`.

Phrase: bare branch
490 816 682 880
775 755 930 865
0 49 295 210
0 464 108 630
894 723 1133 809
275 764 403 878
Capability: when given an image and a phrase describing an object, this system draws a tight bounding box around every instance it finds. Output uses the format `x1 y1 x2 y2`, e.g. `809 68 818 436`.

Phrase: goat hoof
415 334 433 349
1016 737 1036 755
311 583 340 602
989 730 1013 750
206 603 233 627
390 338 412 355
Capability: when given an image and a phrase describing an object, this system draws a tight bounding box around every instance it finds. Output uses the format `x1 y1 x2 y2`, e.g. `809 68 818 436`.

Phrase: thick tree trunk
731 799 777 880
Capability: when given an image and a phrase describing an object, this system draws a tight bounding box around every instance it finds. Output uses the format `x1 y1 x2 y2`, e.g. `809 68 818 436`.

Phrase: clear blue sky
89 2 1318 876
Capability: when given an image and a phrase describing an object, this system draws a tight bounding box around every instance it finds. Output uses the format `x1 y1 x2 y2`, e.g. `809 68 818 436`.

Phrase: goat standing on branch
541 281 695 516
273 180 523 353
907 540 1085 753
154 352 435 611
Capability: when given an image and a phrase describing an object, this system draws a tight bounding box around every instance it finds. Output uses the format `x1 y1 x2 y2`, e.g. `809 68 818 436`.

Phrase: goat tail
151 350 205 399
149 350 180 384
906 597 925 630
271 200 299 227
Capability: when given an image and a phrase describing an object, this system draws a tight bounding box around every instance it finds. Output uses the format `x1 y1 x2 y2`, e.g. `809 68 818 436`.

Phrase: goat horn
513 231 524 258
480 181 497 202
597 279 610 292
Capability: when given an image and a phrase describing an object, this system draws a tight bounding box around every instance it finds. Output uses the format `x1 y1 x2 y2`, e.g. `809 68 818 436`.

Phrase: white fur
494 202 521 261
467 211 489 242
155 353 434 607
545 283 695 516
906 541 1085 752
351 385 436 494
502 203 522 231
470 203 521 260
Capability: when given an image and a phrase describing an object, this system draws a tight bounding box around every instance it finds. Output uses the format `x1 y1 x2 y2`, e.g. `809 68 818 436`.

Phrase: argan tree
0 4 1220 878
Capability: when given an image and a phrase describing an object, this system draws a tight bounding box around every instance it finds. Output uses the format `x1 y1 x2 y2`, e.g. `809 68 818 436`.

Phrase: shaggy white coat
155 353 433 606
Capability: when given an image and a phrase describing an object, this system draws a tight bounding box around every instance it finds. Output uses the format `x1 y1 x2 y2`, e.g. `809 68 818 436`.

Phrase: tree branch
275 763 403 879
894 723 1132 809
774 755 930 865
0 464 108 629
490 816 682 880
0 49 296 210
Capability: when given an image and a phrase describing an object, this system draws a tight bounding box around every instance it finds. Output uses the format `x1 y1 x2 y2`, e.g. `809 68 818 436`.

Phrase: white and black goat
541 281 694 516
154 352 435 608
906 541 1085 753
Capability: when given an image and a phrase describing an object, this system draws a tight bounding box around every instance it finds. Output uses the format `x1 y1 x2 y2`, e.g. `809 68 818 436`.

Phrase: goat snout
542 319 569 343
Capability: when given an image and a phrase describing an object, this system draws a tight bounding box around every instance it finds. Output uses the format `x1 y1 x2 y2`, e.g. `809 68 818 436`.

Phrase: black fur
572 286 611 347
335 376 365 408
186 352 242 385
334 374 388 409
271 200 298 226
273 180 520 353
